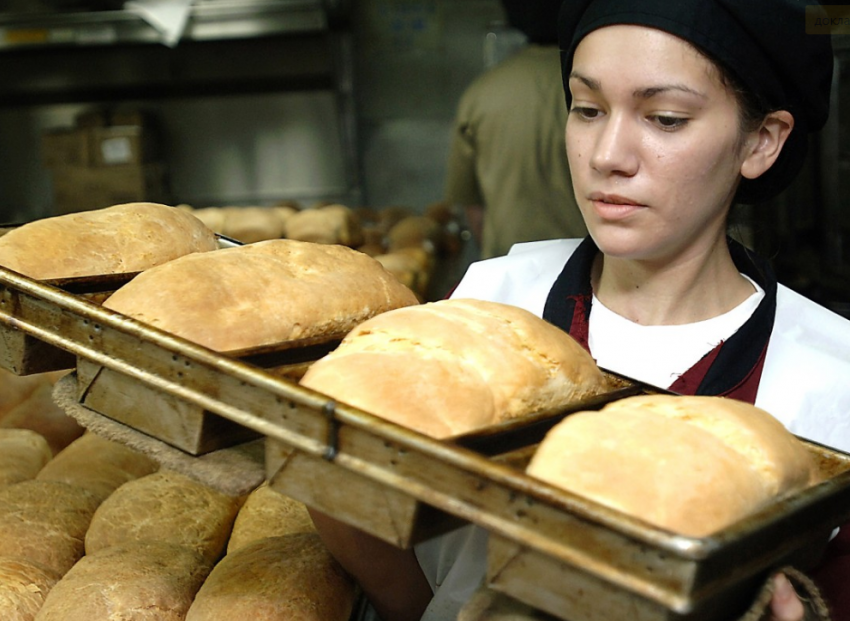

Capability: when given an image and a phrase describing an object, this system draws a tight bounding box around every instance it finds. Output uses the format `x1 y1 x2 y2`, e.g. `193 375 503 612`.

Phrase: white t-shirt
589 276 765 389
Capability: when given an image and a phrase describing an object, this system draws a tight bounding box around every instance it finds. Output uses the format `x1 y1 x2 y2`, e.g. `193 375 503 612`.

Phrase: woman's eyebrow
634 84 708 100
568 71 600 91
569 71 707 100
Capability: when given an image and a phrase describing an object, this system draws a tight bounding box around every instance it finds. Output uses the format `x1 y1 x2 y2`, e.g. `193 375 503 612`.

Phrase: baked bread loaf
0 202 218 279
227 483 315 554
0 380 85 457
35 541 212 621
0 556 61 621
0 430 52 487
36 432 159 503
284 204 364 247
103 239 419 352
526 395 816 537
0 480 100 575
300 299 610 438
85 470 241 563
186 533 355 621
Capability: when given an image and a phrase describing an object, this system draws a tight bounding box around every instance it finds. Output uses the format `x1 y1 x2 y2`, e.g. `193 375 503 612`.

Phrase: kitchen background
0 0 847 311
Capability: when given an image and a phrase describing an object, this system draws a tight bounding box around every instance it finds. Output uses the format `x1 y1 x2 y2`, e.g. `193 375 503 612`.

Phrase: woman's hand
768 573 805 621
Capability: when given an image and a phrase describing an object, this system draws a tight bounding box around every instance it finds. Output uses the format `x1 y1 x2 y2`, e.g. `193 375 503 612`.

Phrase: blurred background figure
444 0 587 260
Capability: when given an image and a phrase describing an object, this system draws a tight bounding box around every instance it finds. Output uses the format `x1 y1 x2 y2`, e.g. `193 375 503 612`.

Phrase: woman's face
566 25 752 265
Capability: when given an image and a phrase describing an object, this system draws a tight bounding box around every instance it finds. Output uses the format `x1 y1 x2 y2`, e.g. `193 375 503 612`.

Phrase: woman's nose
590 113 639 177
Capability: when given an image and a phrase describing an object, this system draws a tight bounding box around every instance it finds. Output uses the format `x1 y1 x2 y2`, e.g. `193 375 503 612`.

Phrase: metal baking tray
266 378 647 548
485 440 850 621
76 333 342 455
3 263 850 621
0 271 136 374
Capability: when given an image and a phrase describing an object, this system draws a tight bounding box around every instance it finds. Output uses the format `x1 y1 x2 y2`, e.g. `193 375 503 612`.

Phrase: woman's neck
591 237 756 326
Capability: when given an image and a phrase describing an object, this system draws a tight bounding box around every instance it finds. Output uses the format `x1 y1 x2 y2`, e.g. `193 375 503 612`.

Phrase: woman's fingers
768 573 805 621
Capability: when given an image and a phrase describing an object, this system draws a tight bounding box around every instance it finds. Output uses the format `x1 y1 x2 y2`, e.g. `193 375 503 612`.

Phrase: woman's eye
651 115 688 130
571 107 602 121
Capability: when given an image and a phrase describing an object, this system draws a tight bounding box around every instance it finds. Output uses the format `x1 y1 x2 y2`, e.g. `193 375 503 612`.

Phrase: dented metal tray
2 264 850 621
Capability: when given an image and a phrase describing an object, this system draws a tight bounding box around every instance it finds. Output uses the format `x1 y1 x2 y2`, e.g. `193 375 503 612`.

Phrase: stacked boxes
42 109 170 214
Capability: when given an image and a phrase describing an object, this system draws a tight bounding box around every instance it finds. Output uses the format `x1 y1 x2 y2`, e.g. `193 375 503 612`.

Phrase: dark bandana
557 0 834 204
542 236 777 403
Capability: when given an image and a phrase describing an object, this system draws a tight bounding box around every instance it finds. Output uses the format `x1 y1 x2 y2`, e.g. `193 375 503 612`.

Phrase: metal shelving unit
0 1 330 48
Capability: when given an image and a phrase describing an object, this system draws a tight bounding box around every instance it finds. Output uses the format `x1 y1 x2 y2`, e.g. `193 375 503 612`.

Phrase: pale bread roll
0 481 100 575
190 206 227 233
103 239 419 352
526 395 816 537
186 533 355 621
0 430 52 487
85 470 241 563
0 381 85 457
35 541 212 621
284 204 364 247
300 299 610 438
0 202 218 279
220 206 285 243
0 557 61 621
226 483 315 554
36 432 158 503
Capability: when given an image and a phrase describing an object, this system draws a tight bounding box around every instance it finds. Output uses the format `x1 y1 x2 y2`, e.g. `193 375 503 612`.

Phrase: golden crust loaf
35 541 212 621
526 394 816 537
186 533 355 621
0 556 61 621
300 299 610 438
85 470 241 563
0 203 218 279
103 239 419 352
36 433 158 503
0 481 100 575
226 483 315 554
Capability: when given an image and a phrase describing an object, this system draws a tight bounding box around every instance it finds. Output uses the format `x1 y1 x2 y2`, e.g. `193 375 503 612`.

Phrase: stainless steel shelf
0 0 328 49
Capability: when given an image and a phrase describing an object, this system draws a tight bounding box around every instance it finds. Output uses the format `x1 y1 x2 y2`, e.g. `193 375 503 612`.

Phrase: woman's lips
588 193 646 220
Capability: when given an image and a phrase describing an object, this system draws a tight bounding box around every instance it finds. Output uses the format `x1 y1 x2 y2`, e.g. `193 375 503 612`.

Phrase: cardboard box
90 126 157 167
41 129 92 168
51 163 169 215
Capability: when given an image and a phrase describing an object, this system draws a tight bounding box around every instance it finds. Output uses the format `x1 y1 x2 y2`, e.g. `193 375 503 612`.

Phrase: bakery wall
0 0 510 224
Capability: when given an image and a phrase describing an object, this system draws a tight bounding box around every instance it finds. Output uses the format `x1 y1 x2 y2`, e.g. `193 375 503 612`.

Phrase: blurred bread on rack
0 203 218 280
187 205 298 244
300 299 610 438
102 239 419 352
526 394 817 537
283 204 364 247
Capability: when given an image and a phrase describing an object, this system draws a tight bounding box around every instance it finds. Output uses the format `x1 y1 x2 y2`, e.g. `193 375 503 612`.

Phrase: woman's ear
740 110 795 180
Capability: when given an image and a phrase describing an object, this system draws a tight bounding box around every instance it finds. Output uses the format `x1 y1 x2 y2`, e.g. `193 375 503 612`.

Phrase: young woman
310 1 850 620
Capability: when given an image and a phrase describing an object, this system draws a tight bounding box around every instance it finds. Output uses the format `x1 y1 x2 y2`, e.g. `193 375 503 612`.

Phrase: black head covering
557 0 834 204
501 0 563 44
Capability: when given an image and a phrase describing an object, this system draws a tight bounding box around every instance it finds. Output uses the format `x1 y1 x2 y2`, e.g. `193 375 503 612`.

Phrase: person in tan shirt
445 0 586 259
